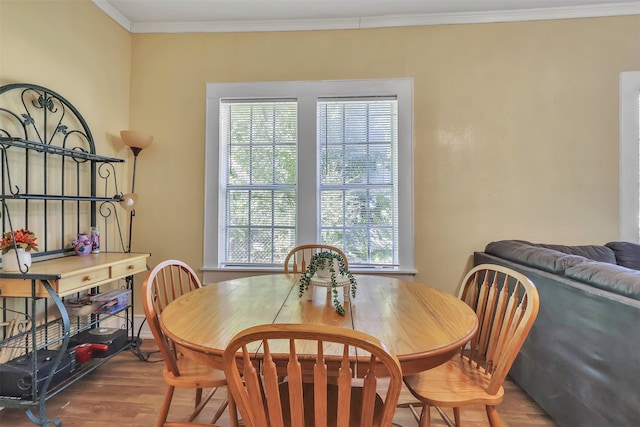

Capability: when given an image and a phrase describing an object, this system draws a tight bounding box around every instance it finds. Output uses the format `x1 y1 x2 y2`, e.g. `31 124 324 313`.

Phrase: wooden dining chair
143 260 235 427
222 323 403 427
284 244 349 274
402 264 540 427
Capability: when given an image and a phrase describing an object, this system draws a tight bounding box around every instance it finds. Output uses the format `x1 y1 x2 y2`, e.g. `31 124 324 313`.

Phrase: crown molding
131 17 363 34
93 1 640 34
361 3 640 28
92 0 132 32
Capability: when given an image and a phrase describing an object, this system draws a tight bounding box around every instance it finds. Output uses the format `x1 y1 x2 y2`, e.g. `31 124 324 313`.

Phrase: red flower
1 229 39 254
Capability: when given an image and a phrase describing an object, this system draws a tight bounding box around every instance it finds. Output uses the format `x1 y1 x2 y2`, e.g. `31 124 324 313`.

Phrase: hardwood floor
0 341 557 427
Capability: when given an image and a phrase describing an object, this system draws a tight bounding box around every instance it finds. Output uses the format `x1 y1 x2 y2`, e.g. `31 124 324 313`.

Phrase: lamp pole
120 131 153 253
126 150 142 253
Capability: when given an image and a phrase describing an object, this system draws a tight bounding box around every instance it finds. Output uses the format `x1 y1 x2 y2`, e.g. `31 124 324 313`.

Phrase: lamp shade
120 193 138 211
120 130 153 150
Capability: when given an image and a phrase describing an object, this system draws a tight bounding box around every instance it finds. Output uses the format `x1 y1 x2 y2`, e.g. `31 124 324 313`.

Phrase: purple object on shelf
72 233 93 256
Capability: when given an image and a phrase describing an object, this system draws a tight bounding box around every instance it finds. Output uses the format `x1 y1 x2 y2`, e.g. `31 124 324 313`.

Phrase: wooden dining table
159 273 478 376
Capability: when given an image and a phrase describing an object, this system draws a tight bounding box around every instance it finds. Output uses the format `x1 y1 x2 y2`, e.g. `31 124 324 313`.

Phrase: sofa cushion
485 240 588 274
564 261 640 300
605 241 640 270
536 243 616 264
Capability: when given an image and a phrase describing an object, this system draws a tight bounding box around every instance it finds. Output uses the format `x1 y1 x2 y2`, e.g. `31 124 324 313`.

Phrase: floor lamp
120 130 153 253
120 130 153 361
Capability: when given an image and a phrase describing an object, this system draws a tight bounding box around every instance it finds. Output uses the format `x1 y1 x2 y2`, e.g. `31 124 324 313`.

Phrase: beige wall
3 1 640 296
0 0 132 159
130 16 640 293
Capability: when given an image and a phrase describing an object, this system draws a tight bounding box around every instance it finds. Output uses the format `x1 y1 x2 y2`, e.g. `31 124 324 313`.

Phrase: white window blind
318 98 398 266
219 100 297 265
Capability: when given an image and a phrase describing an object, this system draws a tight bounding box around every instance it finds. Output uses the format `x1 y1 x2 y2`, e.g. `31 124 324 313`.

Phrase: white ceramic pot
2 248 32 272
316 265 332 278
315 259 339 278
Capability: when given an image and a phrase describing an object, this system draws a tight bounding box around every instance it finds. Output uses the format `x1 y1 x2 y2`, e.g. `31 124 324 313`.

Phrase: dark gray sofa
474 240 640 427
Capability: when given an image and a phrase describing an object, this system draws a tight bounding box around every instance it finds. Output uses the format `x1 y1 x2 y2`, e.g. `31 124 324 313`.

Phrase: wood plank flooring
0 341 557 426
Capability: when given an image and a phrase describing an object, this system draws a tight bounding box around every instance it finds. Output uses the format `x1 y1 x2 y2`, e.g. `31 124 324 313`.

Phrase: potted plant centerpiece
298 251 357 316
1 228 39 272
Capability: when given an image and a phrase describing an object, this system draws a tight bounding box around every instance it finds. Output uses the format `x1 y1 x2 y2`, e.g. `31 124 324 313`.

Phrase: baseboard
133 314 153 340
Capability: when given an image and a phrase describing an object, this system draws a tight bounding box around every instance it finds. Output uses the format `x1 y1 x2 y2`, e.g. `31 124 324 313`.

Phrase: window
204 79 413 272
318 98 398 265
620 71 640 242
219 100 298 265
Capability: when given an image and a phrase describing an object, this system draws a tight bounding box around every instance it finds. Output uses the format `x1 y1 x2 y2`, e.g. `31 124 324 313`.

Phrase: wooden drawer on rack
59 267 111 294
0 268 110 298
111 257 147 279
0 278 49 298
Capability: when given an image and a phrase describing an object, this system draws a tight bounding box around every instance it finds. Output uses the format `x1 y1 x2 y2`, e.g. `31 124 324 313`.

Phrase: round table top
160 273 478 375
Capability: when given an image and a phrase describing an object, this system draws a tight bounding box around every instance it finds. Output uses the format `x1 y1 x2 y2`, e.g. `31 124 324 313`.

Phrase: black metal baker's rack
0 83 132 426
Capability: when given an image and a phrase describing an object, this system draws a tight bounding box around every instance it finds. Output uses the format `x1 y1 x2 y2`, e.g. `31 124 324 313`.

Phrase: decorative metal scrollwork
0 83 127 263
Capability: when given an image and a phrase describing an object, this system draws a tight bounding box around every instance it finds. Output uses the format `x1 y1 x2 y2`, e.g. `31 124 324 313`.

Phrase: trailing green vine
298 251 357 316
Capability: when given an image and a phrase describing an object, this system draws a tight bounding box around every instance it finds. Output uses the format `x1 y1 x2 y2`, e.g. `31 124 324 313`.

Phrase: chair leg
157 385 175 427
418 404 431 427
194 387 203 406
453 407 461 426
211 398 228 424
486 405 505 427
228 393 239 427
189 387 218 421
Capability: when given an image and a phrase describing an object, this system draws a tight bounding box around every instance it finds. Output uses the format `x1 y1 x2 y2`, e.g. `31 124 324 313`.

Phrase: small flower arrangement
298 251 357 316
1 228 39 254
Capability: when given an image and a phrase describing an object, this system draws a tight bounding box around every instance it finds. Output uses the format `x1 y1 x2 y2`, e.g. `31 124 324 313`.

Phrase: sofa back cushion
605 241 640 270
485 240 588 274
536 243 616 264
564 261 640 300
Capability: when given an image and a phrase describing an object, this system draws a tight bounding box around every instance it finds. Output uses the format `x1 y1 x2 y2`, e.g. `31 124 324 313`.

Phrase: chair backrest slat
484 280 510 371
336 343 353 427
313 340 328 427
476 273 496 358
285 339 304 427
359 354 379 426
241 343 268 427
262 341 285 427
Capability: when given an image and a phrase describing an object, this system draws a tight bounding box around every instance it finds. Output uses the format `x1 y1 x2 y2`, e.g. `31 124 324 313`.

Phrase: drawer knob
127 264 135 270
83 276 92 282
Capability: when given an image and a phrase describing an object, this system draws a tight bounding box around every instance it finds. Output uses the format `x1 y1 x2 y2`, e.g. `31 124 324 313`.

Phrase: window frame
619 71 640 242
203 79 414 273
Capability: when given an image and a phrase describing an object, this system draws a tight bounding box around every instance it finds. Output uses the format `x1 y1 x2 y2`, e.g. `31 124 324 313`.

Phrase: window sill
201 266 417 284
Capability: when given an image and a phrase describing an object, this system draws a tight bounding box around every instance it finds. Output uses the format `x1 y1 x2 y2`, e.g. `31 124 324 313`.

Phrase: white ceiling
92 0 640 33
